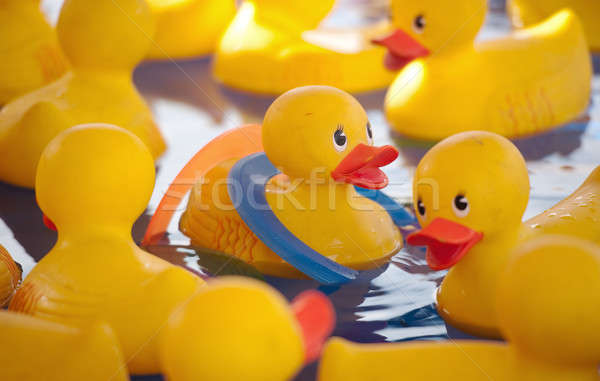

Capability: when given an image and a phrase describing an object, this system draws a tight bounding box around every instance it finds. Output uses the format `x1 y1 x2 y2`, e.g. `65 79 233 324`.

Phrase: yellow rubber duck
508 0 600 52
0 0 68 104
318 235 600 381
213 0 396 94
0 244 21 307
0 0 166 189
405 130 600 338
161 276 335 381
374 0 592 140
1 311 128 381
147 0 237 59
9 124 203 375
179 86 402 278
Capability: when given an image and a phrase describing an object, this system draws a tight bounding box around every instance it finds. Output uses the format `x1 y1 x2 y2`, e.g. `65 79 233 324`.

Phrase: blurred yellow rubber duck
161 276 335 381
406 131 600 337
0 0 165 188
374 0 592 140
509 0 600 52
1 311 128 381
179 86 402 278
147 0 236 59
0 245 21 307
213 0 395 94
318 235 600 381
0 0 68 104
9 124 203 375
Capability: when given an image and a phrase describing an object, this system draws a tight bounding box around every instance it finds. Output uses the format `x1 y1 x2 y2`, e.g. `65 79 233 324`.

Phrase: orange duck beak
292 290 335 364
407 218 483 270
372 29 430 71
43 215 57 231
331 144 399 190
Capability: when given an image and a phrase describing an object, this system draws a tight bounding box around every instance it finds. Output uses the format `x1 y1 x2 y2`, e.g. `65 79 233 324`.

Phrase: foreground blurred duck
406 131 600 337
374 0 591 140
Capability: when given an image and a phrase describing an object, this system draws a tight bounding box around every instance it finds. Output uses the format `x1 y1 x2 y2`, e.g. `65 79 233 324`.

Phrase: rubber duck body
509 0 600 52
318 236 600 381
0 0 68 104
405 131 600 337
374 0 592 140
213 0 395 94
0 0 165 189
179 86 402 279
9 124 202 375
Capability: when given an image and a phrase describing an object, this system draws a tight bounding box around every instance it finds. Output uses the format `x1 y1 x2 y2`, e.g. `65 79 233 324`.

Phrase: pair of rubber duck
318 235 600 381
374 0 592 140
509 0 600 52
213 0 395 94
404 130 600 338
10 123 334 379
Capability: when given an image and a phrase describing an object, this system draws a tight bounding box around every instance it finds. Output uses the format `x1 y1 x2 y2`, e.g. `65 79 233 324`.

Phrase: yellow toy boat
213 0 396 94
374 0 592 140
509 0 600 52
1 311 128 381
147 0 236 60
0 0 165 189
318 235 600 381
177 86 402 278
9 124 203 375
0 245 21 307
161 276 335 381
0 0 68 104
405 131 600 338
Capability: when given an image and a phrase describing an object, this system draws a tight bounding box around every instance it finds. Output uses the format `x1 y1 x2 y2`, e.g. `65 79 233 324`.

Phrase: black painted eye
452 194 470 217
366 122 373 144
333 125 348 152
417 199 426 217
413 14 426 34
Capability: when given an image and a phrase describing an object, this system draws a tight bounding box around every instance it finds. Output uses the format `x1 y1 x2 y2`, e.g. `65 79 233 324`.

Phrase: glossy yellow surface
213 0 395 94
384 0 591 140
1 311 128 381
147 0 236 59
0 0 165 189
180 86 401 277
9 124 203 375
161 277 305 381
508 0 600 52
0 0 68 104
412 131 600 337
0 245 21 307
318 236 600 381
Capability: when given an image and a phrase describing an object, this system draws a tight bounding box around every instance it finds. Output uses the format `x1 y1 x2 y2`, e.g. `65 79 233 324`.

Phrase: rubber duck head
36 124 155 235
161 276 335 381
57 0 155 70
373 0 486 70
262 86 398 190
498 235 600 367
407 131 530 270
250 0 335 31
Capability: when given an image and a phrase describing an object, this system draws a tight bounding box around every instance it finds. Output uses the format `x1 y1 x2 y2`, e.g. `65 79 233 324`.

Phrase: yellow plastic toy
0 245 21 307
178 86 402 278
9 124 203 375
374 0 592 140
0 0 165 189
1 311 128 381
213 0 396 94
161 276 335 381
405 131 600 338
0 0 68 104
508 0 600 52
147 0 237 59
318 235 600 381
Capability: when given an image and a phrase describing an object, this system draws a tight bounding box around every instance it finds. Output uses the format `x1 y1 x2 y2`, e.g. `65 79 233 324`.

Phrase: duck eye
413 14 426 34
366 122 373 144
452 194 470 218
417 199 426 217
333 125 348 152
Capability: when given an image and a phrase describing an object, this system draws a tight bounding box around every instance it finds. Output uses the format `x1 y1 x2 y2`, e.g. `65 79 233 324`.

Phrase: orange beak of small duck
292 290 335 364
407 218 483 270
43 215 57 231
331 144 399 190
372 29 430 71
